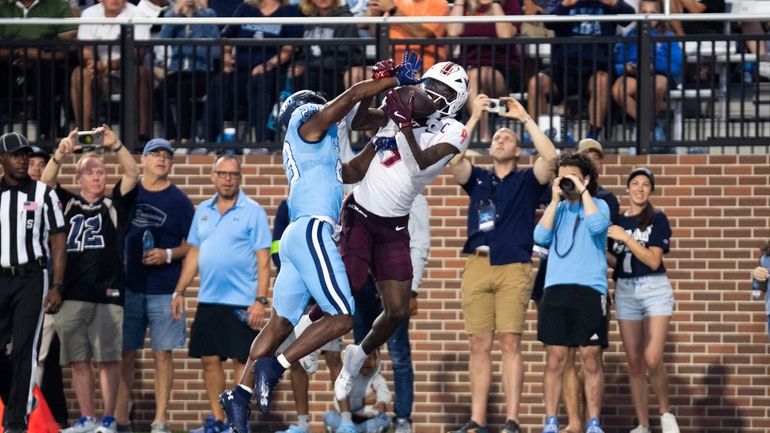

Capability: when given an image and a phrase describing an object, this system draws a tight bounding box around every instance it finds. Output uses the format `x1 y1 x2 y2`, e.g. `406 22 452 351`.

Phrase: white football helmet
420 61 470 117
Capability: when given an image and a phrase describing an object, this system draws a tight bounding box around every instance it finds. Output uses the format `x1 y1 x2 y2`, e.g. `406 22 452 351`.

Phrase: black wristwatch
256 296 269 305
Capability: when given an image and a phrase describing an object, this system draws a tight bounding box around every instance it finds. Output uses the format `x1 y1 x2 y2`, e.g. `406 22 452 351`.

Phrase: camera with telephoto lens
559 177 576 194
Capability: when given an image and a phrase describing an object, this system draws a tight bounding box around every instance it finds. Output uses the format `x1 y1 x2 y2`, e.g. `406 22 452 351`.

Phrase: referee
0 132 66 433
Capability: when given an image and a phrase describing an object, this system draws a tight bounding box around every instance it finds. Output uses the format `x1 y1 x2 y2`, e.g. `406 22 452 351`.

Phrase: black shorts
542 65 608 106
537 284 608 348
188 303 258 362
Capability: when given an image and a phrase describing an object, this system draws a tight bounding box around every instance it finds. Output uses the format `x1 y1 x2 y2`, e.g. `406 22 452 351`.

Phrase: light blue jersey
283 103 344 222
275 103 354 325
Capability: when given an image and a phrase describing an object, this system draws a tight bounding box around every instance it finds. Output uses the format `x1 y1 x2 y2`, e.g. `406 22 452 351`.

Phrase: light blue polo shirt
187 190 271 306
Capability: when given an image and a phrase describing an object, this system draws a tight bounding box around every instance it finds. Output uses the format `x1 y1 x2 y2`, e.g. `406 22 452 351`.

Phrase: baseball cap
29 145 50 162
143 138 174 156
0 132 32 154
577 138 604 158
627 167 655 191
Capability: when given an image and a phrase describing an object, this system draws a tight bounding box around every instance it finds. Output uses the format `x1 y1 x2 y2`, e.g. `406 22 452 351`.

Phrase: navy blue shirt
610 211 671 278
462 165 547 265
124 183 194 295
222 4 303 70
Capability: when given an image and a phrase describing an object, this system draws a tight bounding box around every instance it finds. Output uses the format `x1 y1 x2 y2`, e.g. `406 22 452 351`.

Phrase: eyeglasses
148 150 173 160
213 170 241 179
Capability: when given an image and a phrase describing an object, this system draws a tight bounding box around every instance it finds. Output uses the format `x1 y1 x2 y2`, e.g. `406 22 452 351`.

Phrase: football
394 86 437 120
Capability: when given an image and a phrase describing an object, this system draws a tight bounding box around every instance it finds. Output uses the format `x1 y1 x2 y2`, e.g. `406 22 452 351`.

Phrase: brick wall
54 153 770 433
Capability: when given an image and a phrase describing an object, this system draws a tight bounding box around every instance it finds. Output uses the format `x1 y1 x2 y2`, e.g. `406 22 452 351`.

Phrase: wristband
388 6 397 14
111 142 123 152
172 291 184 298
165 248 173 264
520 116 531 125
410 290 418 298
51 283 64 290
581 189 589 197
52 155 62 165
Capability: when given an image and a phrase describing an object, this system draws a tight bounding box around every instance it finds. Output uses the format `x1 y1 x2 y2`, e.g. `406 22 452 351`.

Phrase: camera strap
553 205 581 258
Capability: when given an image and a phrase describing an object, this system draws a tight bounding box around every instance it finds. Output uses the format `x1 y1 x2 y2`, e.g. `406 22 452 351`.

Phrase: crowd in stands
1 0 769 151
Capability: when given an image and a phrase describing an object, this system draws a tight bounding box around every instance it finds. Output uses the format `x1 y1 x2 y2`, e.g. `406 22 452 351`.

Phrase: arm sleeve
44 187 67 234
647 212 672 253
252 206 273 250
371 375 392 405
408 195 430 293
186 207 202 246
585 199 611 235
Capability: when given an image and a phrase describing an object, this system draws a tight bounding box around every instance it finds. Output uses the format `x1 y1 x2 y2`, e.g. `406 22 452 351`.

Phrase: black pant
0 269 45 430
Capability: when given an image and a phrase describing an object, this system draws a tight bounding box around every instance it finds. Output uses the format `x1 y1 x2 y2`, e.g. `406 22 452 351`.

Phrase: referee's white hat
0 132 32 154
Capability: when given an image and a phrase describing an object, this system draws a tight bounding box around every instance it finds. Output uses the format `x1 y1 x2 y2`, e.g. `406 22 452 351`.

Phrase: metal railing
2 14 770 154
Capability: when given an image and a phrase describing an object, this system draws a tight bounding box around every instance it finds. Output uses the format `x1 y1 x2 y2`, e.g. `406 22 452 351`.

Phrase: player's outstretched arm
341 143 376 184
300 52 424 142
299 77 398 142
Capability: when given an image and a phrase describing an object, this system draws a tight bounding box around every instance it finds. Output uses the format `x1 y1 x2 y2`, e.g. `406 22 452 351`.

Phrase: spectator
42 126 140 433
0 0 75 142
751 242 770 338
271 199 344 433
293 0 363 98
447 0 520 143
205 0 303 145
519 0 554 37
26 145 70 427
668 0 724 82
530 138 619 433
323 350 392 433
171 156 271 433
217 56 418 433
70 0 152 139
612 0 683 142
362 0 448 69
741 21 770 82
446 95 557 433
527 0 634 140
115 139 194 433
606 167 680 433
27 146 50 182
533 152 611 433
156 0 220 145
669 0 724 36
0 132 66 433
352 194 430 433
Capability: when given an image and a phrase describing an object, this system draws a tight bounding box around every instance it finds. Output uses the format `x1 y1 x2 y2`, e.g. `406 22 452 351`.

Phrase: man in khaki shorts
42 125 139 433
446 95 558 433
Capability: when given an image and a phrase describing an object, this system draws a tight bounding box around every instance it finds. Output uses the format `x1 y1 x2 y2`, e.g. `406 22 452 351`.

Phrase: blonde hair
299 0 342 16
466 0 482 15
74 152 105 178
173 0 209 15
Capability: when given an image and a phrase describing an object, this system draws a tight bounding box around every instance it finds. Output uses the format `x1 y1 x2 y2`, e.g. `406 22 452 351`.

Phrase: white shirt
353 115 468 217
77 3 151 62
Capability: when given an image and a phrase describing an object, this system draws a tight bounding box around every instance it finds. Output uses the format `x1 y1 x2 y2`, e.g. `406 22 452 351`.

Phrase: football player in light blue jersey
219 52 425 433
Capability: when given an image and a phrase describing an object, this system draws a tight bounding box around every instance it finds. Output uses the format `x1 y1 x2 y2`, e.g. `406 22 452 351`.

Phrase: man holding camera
533 152 611 433
446 95 557 433
41 125 139 433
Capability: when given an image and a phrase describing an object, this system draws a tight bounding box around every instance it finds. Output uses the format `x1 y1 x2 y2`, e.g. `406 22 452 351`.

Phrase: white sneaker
61 417 99 433
95 417 117 433
151 421 172 433
629 425 651 433
334 345 364 401
394 417 411 433
660 412 680 433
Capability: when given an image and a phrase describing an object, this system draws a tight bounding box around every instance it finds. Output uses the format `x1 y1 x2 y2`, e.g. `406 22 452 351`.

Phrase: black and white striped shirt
0 177 66 268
